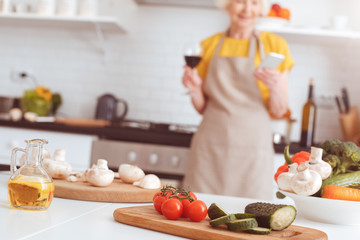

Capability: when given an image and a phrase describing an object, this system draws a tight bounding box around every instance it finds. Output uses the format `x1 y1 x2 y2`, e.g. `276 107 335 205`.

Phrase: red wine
300 79 317 148
185 56 202 68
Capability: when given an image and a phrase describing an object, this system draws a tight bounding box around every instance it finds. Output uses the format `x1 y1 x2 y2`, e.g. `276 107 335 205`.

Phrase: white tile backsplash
0 2 359 143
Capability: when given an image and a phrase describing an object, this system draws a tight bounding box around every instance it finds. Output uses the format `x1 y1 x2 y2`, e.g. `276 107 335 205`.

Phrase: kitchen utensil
335 96 343 113
339 106 360 142
95 94 128 123
280 190 360 225
113 205 328 240
341 87 350 113
53 178 159 202
55 117 110 127
8 139 54 210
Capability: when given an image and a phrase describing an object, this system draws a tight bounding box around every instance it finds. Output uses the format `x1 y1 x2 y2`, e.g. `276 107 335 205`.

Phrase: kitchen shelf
0 13 127 32
257 26 360 39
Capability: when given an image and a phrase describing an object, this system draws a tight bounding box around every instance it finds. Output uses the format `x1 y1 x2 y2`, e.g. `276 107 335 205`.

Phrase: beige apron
183 32 274 200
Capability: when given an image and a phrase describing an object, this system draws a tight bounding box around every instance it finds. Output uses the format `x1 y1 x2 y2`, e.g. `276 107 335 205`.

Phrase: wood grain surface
54 179 159 203
113 205 328 240
55 118 111 127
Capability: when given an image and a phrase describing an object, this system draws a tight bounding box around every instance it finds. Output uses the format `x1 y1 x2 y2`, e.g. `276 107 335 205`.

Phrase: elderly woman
182 0 294 200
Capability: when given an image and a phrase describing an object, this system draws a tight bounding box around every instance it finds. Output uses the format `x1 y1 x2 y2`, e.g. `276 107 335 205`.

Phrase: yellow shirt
196 32 294 112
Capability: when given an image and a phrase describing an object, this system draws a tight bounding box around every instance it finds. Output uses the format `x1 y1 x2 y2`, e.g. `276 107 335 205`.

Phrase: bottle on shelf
300 78 317 148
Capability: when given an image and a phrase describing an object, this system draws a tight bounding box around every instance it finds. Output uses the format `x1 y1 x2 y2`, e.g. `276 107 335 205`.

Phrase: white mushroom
290 162 322 196
308 147 332 180
24 112 37 122
277 163 298 192
67 175 78 182
86 159 114 187
9 108 22 121
133 174 161 189
118 164 145 184
42 149 72 179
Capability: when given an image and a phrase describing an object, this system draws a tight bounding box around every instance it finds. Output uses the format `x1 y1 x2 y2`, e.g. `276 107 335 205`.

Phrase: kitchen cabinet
0 126 96 171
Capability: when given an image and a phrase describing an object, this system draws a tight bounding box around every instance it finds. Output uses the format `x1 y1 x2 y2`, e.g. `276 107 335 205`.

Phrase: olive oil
8 176 54 210
300 79 317 148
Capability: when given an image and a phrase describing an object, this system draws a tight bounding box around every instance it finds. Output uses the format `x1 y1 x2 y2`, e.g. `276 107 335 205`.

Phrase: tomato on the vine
179 191 197 218
161 198 183 220
187 200 207 222
153 195 168 214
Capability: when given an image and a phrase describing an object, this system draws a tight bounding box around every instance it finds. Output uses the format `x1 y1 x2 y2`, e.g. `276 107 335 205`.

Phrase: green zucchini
209 214 236 228
244 227 271 235
226 218 258 232
321 171 360 189
207 203 228 220
244 202 296 231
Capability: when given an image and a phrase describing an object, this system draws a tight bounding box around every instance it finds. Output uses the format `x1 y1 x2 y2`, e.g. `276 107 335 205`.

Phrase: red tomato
271 3 281 14
180 192 197 218
153 195 168 214
161 198 183 220
187 200 207 222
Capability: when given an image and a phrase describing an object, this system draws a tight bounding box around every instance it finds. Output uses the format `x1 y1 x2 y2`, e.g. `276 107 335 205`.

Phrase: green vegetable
321 171 360 189
244 202 296 231
234 213 256 219
320 139 360 177
209 214 236 228
244 227 271 235
226 218 258 232
207 203 228 220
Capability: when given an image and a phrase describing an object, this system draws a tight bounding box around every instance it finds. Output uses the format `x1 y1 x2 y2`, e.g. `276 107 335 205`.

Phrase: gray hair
215 0 270 16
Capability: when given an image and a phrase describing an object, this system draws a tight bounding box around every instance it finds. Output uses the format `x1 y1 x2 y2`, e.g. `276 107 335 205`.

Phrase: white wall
0 0 359 144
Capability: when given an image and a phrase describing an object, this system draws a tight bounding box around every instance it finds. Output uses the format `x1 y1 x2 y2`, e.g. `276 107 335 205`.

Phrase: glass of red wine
183 42 203 95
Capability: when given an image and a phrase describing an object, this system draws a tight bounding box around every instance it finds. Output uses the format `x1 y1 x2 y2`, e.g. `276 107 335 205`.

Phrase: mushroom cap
290 169 322 196
87 168 114 187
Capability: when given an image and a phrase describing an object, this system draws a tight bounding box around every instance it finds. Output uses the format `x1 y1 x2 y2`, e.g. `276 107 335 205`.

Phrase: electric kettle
95 94 128 123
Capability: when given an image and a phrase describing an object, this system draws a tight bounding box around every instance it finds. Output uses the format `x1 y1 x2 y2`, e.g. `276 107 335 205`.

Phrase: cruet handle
10 147 26 174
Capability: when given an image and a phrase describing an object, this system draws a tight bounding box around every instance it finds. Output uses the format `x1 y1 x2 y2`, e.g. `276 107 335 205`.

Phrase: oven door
90 139 189 187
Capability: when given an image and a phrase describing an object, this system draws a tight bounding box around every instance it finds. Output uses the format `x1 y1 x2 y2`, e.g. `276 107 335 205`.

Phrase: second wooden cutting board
113 205 328 240
54 179 159 203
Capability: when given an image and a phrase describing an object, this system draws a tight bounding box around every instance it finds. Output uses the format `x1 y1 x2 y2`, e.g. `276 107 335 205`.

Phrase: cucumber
244 227 271 235
244 202 296 231
321 171 360 189
207 203 228 220
234 213 256 219
226 218 258 232
209 214 236 228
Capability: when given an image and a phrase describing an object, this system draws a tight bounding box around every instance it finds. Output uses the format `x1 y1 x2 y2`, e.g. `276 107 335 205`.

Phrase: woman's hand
182 66 203 93
254 68 290 118
253 68 282 91
182 66 207 114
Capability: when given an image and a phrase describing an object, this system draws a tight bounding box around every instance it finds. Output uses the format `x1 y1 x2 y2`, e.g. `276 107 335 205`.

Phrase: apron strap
213 30 265 60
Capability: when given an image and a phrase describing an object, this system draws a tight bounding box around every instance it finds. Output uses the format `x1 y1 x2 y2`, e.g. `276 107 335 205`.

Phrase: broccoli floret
342 141 360 163
319 139 342 155
320 139 360 176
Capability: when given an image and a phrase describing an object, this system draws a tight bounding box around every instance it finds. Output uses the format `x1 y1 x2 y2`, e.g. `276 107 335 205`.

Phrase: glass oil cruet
8 139 54 210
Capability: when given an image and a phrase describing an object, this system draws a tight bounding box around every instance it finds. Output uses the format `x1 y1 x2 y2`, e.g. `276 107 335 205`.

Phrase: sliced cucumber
244 202 296 231
207 203 228 220
234 213 256 219
226 218 258 232
209 214 236 228
244 227 271 235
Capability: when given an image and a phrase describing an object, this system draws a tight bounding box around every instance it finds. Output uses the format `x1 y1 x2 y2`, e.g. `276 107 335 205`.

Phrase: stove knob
149 153 158 165
128 151 137 163
171 156 180 167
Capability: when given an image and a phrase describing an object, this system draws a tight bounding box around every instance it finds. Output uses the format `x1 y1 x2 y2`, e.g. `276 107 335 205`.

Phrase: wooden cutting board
55 118 111 127
54 179 159 203
113 205 328 240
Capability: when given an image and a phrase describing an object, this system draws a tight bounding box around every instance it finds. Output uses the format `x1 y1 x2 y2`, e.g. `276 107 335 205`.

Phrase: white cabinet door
0 127 97 171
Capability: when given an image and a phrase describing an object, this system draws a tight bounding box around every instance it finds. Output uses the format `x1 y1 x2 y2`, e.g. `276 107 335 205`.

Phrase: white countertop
0 172 357 240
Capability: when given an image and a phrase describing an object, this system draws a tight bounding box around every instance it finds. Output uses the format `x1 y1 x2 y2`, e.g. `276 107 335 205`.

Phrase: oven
90 120 197 187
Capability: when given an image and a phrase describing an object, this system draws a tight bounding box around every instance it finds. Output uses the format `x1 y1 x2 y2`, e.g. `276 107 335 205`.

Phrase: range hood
134 0 216 8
